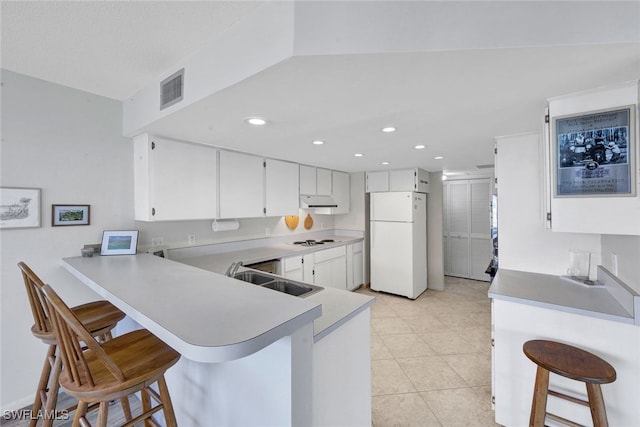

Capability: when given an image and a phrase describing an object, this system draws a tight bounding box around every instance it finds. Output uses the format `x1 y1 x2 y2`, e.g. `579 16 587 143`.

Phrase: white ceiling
2 1 640 174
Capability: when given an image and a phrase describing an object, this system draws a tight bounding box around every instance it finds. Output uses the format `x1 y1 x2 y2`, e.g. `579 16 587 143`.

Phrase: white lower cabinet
313 246 347 290
283 244 357 291
346 242 364 291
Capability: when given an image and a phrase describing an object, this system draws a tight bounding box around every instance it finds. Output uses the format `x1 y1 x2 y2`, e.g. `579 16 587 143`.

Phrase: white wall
0 70 134 409
427 171 445 290
495 132 640 290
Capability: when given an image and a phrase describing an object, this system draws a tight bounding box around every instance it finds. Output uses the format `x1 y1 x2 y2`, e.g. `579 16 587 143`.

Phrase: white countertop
172 235 374 341
488 268 638 325
62 254 322 363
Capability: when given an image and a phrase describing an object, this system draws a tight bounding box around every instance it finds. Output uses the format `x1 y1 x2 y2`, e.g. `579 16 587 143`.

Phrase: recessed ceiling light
382 127 396 133
434 156 444 160
354 153 364 157
381 161 390 165
312 140 325 145
245 117 267 126
414 144 426 150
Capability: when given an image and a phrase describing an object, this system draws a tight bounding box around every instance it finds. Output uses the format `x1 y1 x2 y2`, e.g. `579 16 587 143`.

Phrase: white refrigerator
370 191 427 299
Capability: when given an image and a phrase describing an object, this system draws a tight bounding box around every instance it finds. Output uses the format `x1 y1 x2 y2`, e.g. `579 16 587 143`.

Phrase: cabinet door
313 247 347 290
316 168 332 196
389 169 415 191
331 171 350 214
265 159 299 217
366 171 389 192
219 151 264 218
134 134 217 221
448 181 470 278
299 165 317 195
282 256 304 281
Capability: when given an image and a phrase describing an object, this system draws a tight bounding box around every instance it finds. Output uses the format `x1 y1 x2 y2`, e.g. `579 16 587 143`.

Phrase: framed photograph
553 105 636 197
100 230 139 256
0 187 41 229
52 204 90 226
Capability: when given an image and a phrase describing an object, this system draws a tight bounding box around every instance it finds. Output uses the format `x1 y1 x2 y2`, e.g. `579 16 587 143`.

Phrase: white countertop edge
313 299 374 342
61 259 322 363
488 292 635 325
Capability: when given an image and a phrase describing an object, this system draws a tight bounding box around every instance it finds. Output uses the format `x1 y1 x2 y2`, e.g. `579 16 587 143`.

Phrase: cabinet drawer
314 246 346 263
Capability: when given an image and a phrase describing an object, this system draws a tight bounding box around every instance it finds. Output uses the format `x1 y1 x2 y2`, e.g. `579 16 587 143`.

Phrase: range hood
300 195 338 208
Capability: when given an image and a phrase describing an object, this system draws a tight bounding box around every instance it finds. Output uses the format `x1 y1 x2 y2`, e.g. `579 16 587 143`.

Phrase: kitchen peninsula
62 250 374 427
489 268 640 426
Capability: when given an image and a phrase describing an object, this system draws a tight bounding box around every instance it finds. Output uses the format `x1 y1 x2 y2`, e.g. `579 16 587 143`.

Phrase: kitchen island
62 253 374 426
489 268 640 426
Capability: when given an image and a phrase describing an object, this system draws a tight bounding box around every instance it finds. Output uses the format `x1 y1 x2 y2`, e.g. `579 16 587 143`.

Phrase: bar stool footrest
547 412 586 427
548 389 591 407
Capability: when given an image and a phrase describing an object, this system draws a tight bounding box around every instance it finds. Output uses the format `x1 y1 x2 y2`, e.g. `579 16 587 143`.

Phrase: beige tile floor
357 276 500 427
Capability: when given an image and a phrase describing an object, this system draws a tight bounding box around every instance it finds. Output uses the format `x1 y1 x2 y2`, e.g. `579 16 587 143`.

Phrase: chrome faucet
225 261 243 277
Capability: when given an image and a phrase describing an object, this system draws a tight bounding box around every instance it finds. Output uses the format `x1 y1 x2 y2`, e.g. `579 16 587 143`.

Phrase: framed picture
0 187 41 229
100 230 139 256
552 105 636 197
52 204 90 226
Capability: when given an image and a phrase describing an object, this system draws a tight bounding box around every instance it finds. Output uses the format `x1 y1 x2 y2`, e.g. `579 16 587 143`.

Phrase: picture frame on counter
100 230 139 256
52 204 90 226
0 187 41 229
552 105 636 197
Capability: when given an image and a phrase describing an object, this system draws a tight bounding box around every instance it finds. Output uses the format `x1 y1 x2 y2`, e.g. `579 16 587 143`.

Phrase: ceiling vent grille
160 68 184 110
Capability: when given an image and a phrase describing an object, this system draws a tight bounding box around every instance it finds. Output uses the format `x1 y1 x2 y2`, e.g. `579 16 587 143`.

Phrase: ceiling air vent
160 68 184 110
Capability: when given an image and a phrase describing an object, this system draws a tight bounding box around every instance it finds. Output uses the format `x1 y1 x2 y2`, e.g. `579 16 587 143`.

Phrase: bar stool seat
18 262 125 427
42 283 180 427
523 339 616 427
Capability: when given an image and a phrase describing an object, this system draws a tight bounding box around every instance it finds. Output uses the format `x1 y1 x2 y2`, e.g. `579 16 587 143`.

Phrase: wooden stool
18 262 125 427
523 339 616 427
42 283 181 427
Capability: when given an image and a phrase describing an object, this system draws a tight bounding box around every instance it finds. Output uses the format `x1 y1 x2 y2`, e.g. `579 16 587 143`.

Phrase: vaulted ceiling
3 1 639 174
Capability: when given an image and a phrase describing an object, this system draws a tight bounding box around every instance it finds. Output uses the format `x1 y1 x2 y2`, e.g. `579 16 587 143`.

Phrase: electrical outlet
151 237 164 246
188 234 196 245
265 228 270 237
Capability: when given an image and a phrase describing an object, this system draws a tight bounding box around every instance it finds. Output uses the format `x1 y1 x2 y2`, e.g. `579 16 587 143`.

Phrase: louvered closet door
469 180 492 281
443 178 492 281
447 181 470 278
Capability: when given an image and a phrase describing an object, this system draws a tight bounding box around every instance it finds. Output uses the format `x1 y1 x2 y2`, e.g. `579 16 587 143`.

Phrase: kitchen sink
262 280 314 297
233 270 323 298
233 271 275 285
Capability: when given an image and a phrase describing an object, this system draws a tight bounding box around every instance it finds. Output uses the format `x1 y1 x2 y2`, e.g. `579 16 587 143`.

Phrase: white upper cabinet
331 171 350 214
300 165 332 196
366 171 390 192
366 168 430 193
265 159 299 217
316 168 332 196
219 151 264 218
134 134 217 221
299 165 317 195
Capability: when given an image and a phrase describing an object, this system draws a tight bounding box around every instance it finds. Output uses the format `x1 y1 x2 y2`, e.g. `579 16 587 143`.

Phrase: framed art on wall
100 230 139 255
52 204 90 226
0 187 41 229
553 105 635 197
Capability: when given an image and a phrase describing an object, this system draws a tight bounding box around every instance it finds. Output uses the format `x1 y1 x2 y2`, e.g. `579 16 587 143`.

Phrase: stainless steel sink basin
233 271 274 285
233 270 323 298
262 280 315 297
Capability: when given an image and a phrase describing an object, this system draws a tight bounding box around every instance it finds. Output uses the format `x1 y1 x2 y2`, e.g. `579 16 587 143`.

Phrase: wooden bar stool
42 283 181 427
18 262 126 427
523 339 616 427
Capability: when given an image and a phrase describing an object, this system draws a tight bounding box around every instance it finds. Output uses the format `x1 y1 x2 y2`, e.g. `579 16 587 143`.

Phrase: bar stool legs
523 340 616 427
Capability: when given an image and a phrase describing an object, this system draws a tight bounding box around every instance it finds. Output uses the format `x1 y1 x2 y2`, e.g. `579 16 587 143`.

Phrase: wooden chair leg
530 366 550 427
157 376 177 427
141 388 153 427
41 351 63 427
586 383 609 427
120 396 132 422
73 401 88 426
96 401 110 427
30 345 56 427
